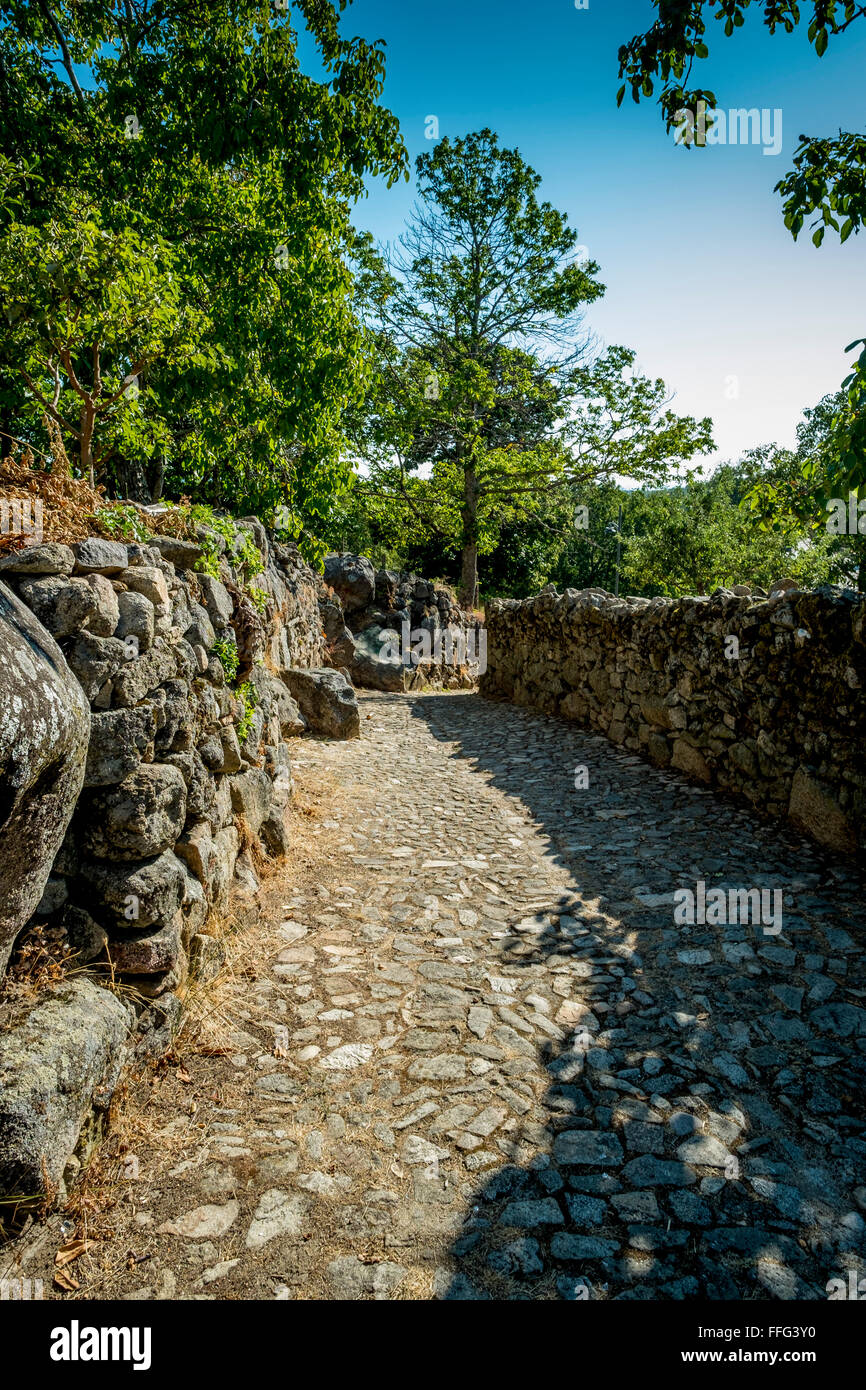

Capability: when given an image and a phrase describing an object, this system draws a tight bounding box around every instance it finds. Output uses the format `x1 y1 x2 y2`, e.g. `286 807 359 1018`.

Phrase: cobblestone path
9 690 866 1300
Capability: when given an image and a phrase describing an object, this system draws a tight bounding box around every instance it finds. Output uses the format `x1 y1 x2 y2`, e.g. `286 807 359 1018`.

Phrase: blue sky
317 0 866 468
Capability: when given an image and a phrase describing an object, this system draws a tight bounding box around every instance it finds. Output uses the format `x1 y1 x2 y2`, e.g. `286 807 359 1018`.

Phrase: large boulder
248 666 306 737
323 553 375 614
0 979 134 1202
0 581 90 974
281 667 361 739
351 624 408 692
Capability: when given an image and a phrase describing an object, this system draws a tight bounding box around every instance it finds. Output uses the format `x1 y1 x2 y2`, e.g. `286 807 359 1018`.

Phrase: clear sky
319 0 866 468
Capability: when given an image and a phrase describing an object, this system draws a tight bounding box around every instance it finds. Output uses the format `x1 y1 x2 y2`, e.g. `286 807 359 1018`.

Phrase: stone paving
8 689 866 1300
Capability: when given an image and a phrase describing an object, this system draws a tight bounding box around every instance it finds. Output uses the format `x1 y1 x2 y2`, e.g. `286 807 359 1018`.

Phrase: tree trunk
460 538 478 609
459 465 479 608
150 455 165 502
80 401 96 488
113 457 152 502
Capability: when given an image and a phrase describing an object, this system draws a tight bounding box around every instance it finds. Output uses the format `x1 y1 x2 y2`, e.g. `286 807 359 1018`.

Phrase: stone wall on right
480 584 866 854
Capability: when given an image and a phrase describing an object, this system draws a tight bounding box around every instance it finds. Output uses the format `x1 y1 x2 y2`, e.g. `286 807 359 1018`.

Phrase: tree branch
101 357 149 407
37 0 87 107
58 347 90 401
20 370 82 438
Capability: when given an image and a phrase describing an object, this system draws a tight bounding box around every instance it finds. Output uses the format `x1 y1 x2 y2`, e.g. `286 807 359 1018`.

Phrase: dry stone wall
320 552 483 690
0 524 337 997
481 583 866 855
0 522 357 1201
0 582 90 977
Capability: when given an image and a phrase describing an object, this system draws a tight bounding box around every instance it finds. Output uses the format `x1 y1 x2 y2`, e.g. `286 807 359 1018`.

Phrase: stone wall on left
0 520 358 1205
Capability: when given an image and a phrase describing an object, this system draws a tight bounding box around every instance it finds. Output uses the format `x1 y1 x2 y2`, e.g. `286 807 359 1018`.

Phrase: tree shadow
406 691 866 1301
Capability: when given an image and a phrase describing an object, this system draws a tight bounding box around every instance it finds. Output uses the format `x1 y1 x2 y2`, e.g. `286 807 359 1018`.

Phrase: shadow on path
410 692 866 1301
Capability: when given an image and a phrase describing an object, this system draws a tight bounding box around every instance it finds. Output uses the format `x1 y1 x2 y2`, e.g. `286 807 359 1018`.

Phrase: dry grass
0 443 211 554
179 908 284 1059
0 445 117 549
289 762 347 821
234 815 272 881
51 1058 221 1296
0 924 75 1011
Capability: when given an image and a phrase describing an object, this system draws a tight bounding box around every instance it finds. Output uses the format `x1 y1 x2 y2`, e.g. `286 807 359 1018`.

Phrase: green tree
479 480 626 599
615 0 865 496
622 466 838 596
1 190 204 486
741 391 866 588
0 1 407 554
357 130 713 603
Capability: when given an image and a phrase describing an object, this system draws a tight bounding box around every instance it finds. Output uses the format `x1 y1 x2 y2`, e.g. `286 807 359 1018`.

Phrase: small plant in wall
94 504 151 543
194 530 224 581
155 502 266 594
236 682 258 743
212 636 239 682
247 584 268 615
232 531 265 586
190 509 265 593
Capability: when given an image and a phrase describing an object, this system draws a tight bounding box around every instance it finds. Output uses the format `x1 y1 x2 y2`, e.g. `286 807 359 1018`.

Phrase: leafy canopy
0 0 407 559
